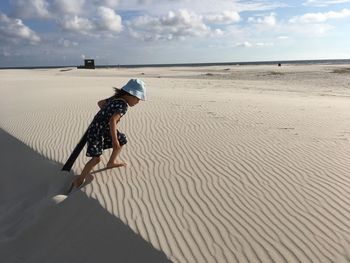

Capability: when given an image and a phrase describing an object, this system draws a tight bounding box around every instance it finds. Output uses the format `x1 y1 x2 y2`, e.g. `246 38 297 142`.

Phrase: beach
1 64 350 262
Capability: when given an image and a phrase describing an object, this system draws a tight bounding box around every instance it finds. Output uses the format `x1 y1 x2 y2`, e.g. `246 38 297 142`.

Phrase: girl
71 78 146 190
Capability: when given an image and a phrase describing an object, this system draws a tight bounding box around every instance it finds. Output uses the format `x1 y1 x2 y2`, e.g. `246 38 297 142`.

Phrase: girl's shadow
91 166 115 175
91 164 126 175
68 166 123 194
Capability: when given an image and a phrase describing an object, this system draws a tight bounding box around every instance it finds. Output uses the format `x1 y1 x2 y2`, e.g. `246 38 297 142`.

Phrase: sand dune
1 66 350 262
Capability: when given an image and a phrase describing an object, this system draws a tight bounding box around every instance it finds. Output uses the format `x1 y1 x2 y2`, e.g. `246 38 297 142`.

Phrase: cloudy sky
0 0 349 67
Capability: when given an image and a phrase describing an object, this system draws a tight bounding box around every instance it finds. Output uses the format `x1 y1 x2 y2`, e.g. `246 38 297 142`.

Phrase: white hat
121 79 146 101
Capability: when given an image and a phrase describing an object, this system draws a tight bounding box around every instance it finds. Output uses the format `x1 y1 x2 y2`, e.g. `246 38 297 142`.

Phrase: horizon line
1 58 350 70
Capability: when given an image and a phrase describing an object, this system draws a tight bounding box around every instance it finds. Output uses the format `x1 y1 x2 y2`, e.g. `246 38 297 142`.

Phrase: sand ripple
1 68 350 262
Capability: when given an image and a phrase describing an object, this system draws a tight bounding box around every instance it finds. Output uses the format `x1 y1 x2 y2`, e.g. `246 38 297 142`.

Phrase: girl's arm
109 113 122 148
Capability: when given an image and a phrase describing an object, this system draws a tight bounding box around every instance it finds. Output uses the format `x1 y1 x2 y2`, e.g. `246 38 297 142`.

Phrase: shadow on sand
0 128 171 263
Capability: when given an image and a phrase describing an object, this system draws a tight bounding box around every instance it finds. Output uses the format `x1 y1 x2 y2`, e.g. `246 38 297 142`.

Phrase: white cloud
235 41 274 48
58 15 94 34
213 28 224 36
289 8 350 23
205 11 240 24
7 0 282 40
95 0 120 8
235 1 289 12
303 0 350 6
248 13 277 26
118 0 285 18
11 0 120 19
11 0 50 19
0 12 41 44
97 6 122 32
58 38 79 47
10 0 123 36
57 7 122 35
287 23 333 37
235 41 253 47
255 42 274 47
52 0 85 14
127 9 213 41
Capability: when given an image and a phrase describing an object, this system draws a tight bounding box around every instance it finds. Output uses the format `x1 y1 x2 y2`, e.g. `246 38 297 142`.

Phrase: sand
0 65 350 262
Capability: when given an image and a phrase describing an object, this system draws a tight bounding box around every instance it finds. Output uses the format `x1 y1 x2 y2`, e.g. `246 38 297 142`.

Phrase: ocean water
110 59 350 68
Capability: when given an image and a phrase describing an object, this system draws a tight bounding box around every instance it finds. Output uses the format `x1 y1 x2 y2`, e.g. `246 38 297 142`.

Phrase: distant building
78 59 95 69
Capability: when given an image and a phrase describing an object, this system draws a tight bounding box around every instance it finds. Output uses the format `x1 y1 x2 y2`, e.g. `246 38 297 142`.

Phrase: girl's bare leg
73 156 101 188
107 146 126 168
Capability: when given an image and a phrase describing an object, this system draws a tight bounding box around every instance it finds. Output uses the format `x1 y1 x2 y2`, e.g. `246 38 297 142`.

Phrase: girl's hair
109 87 129 100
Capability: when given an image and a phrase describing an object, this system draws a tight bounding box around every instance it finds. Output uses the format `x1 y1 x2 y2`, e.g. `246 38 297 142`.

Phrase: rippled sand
1 65 350 262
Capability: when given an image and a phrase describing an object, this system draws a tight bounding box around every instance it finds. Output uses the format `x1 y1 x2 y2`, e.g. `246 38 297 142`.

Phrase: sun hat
121 79 146 101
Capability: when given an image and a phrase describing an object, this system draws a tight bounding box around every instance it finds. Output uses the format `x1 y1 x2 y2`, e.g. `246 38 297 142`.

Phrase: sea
1 59 350 70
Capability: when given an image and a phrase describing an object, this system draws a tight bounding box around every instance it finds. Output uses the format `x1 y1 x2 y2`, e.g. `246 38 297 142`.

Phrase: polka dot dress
86 98 128 157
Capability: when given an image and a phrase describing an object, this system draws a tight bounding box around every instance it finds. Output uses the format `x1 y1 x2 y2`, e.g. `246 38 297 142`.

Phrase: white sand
1 65 350 262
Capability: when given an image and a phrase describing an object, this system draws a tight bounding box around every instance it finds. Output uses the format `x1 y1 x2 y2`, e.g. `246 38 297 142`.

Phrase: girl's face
128 95 140 107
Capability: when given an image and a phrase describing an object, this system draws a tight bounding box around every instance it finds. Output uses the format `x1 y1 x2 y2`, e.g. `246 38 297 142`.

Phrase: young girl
71 78 146 189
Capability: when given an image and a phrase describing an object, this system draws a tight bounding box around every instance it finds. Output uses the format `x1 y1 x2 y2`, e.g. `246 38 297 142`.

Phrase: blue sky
0 0 349 67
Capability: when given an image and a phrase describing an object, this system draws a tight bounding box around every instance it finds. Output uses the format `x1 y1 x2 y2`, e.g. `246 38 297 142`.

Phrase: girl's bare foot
106 161 127 168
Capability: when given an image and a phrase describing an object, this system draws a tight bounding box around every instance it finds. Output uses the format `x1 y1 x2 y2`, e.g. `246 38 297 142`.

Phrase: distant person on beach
71 79 146 189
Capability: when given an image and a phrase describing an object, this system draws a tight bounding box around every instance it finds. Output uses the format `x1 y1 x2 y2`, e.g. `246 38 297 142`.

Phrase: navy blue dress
86 98 128 157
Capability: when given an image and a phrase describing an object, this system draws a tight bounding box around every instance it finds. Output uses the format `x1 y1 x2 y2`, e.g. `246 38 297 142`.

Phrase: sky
0 0 350 67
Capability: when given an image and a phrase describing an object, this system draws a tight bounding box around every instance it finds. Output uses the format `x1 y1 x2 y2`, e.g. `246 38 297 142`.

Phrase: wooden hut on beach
77 59 95 69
